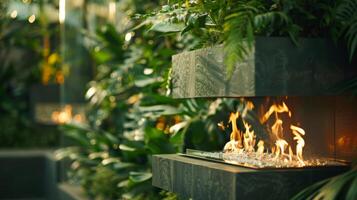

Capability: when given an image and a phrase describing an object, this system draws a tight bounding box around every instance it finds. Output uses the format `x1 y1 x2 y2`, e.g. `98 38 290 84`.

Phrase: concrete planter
152 154 350 200
0 150 85 200
171 37 351 98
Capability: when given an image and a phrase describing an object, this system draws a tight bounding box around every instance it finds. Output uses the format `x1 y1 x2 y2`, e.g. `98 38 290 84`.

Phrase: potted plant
140 0 357 98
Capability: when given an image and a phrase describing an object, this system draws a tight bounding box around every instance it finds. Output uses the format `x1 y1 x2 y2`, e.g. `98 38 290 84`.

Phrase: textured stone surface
0 150 58 199
172 37 348 98
152 154 350 200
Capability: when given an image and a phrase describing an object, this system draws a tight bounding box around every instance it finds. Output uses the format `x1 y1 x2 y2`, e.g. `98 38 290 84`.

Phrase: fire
229 112 243 147
291 125 305 164
224 101 255 153
257 140 264 154
223 100 308 167
261 102 291 123
243 121 256 152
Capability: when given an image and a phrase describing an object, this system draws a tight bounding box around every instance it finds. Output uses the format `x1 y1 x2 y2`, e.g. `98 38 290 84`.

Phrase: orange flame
257 140 265 155
222 100 307 166
291 125 305 164
243 121 256 152
261 102 291 123
223 112 243 152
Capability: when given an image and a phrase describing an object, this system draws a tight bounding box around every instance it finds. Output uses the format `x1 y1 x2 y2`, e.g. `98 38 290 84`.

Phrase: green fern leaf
336 0 357 61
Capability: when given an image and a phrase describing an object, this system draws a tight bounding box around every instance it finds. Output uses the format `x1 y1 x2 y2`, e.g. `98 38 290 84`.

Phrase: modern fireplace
152 38 356 199
182 97 354 169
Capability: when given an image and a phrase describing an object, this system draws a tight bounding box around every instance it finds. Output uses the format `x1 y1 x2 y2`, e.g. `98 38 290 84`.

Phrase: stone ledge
152 154 350 200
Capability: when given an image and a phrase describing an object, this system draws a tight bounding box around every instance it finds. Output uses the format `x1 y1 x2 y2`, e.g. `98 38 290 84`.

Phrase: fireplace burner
182 149 349 170
152 38 356 199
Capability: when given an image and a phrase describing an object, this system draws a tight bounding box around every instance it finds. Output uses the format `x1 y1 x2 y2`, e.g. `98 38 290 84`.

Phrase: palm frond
292 167 357 200
336 0 357 61
223 1 263 79
254 11 289 30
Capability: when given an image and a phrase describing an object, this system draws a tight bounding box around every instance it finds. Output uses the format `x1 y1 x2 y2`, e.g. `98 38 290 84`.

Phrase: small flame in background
223 100 307 166
51 105 84 124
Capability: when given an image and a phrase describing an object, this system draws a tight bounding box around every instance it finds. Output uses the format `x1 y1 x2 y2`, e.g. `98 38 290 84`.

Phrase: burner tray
182 149 349 170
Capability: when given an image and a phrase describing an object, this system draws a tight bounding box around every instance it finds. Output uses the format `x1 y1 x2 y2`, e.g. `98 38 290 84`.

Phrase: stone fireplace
152 37 356 199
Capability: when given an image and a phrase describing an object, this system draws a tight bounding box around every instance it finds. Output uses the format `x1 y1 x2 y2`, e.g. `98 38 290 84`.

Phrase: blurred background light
59 0 65 24
125 32 134 42
10 10 18 18
28 14 35 23
108 1 116 23
144 68 153 75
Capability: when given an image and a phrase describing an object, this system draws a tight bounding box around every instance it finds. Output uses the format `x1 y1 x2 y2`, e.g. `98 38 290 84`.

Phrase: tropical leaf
329 76 357 95
223 1 263 79
336 0 357 61
138 105 181 117
292 166 357 200
149 22 185 33
129 171 152 183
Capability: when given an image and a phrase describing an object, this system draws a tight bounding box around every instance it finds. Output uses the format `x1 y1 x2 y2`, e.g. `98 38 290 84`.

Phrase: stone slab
152 154 350 200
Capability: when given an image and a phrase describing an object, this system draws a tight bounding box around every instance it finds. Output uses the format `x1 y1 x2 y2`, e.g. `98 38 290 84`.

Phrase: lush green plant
0 0 60 148
54 1 254 198
60 22 182 199
56 18 243 197
56 0 357 199
292 164 357 200
140 0 357 77
336 0 357 61
334 0 357 94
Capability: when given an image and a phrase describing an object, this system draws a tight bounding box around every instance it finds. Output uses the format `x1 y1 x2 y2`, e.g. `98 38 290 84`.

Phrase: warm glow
223 112 243 152
10 10 18 19
125 32 134 42
222 100 309 167
257 140 264 154
51 105 84 124
261 102 291 123
59 0 66 24
108 1 116 22
291 125 305 164
143 68 153 75
28 14 36 23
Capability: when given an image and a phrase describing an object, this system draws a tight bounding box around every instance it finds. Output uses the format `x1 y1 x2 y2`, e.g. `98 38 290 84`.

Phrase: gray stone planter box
0 150 58 199
171 37 350 98
0 150 86 200
152 154 350 200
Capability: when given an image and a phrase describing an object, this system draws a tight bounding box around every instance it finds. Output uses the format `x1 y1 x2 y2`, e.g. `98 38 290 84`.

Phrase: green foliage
57 1 357 199
56 20 179 198
0 1 60 148
330 76 357 95
57 15 243 199
336 0 357 61
292 165 357 200
140 0 357 79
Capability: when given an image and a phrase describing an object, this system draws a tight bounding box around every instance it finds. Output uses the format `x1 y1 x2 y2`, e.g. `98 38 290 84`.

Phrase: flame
217 121 226 130
272 119 284 139
222 100 307 167
291 125 305 164
229 112 243 147
243 121 256 152
288 146 293 162
275 139 288 156
223 112 243 152
257 140 264 155
261 102 291 123
242 100 254 118
224 101 256 152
